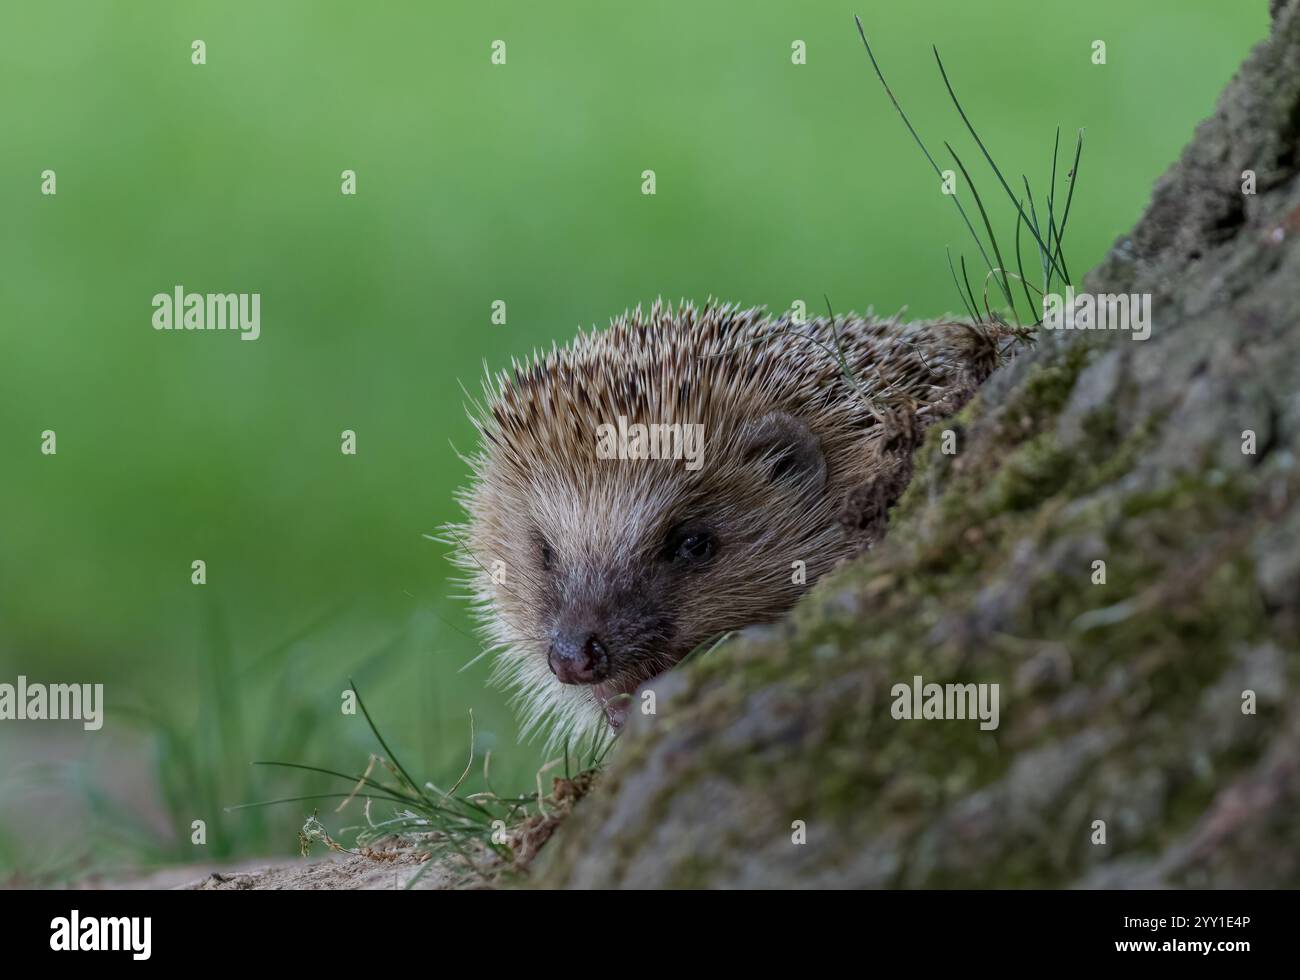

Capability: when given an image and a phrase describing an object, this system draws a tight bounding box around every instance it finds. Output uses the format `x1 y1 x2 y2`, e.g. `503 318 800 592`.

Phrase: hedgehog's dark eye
540 540 555 571
663 526 717 566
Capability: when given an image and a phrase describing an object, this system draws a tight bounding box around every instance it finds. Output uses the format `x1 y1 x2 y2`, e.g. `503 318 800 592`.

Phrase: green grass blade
252 760 425 807
853 17 1003 298
932 45 1067 283
349 679 433 806
947 247 980 321
945 142 1017 319
1051 129 1084 284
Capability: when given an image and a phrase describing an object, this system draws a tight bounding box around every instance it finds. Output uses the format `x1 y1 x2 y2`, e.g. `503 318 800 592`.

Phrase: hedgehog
449 300 1014 747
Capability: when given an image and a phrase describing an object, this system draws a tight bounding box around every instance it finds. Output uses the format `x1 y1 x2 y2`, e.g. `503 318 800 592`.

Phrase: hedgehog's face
469 409 852 739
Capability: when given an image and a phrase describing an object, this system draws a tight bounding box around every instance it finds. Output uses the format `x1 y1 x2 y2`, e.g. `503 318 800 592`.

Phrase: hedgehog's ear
741 411 827 492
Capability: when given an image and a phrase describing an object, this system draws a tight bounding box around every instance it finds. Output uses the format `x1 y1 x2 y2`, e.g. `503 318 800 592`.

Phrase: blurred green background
0 0 1269 880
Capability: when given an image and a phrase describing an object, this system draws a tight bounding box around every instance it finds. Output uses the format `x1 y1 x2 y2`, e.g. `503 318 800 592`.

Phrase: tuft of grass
232 680 615 887
698 18 1083 417
854 15 1085 329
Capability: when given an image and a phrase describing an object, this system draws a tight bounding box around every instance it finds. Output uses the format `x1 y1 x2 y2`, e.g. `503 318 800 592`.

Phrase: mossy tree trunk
534 1 1300 888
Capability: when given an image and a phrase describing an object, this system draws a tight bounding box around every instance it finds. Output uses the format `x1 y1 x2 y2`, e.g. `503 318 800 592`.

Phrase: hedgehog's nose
548 632 610 685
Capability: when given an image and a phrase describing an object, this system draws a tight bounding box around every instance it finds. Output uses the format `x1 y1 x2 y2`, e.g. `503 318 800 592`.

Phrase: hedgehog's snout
547 631 610 685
